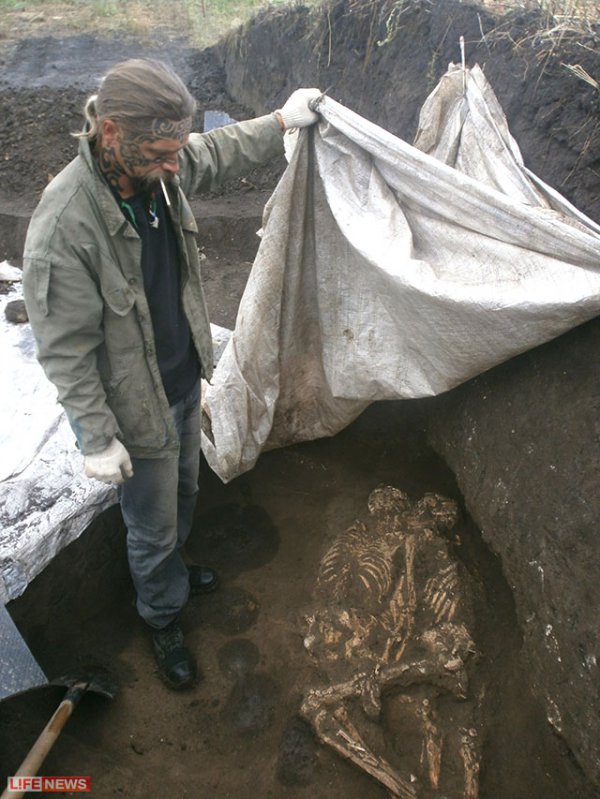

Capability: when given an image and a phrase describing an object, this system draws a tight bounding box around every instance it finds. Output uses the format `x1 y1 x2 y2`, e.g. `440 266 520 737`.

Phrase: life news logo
7 776 91 792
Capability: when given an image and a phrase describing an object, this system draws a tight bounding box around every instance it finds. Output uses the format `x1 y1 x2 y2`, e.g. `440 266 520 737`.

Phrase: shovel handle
1 683 87 799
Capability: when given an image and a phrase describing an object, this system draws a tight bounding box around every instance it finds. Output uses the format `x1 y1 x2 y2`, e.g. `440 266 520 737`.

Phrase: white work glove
84 437 134 485
276 88 322 130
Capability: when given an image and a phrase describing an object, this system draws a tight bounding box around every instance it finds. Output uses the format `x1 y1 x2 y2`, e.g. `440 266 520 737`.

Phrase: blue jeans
120 381 201 629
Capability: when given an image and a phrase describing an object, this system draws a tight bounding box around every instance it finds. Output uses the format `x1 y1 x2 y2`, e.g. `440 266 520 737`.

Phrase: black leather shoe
151 621 198 690
188 565 219 595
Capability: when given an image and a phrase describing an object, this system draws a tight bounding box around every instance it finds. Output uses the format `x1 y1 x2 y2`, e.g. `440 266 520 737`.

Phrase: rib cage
424 563 462 624
317 521 395 607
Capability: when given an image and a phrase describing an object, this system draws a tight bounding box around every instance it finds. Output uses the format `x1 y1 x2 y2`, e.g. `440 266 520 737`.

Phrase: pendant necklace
148 194 159 229
120 193 159 230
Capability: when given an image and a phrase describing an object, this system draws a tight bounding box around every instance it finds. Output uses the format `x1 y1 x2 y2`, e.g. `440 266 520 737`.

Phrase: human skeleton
301 486 481 798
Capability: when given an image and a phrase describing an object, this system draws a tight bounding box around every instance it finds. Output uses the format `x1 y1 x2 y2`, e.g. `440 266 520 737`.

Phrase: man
22 59 321 689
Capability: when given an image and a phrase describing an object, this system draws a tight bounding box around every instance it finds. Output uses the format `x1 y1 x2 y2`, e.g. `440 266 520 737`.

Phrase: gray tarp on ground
0 282 117 604
201 64 600 483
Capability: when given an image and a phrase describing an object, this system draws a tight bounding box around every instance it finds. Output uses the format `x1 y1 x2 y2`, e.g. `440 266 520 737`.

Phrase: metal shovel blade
0 603 46 701
51 665 118 700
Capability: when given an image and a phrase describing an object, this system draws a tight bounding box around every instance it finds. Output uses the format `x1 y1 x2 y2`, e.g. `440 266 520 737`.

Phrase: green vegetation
0 0 322 48
0 0 597 53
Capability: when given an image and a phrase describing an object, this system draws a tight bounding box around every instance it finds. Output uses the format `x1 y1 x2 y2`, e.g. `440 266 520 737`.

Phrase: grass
344 0 598 92
0 0 597 59
0 0 322 48
470 0 599 94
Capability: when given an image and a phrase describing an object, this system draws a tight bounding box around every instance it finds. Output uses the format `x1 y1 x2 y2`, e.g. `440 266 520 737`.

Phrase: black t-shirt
119 188 200 406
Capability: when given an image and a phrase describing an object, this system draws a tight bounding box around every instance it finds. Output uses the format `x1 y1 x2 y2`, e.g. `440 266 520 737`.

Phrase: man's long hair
75 58 196 140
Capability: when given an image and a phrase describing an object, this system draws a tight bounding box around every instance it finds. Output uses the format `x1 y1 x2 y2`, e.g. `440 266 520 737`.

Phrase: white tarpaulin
0 282 117 604
201 64 600 483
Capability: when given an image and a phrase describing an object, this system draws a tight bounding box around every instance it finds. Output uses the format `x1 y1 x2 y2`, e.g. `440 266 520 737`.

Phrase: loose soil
1 2 599 798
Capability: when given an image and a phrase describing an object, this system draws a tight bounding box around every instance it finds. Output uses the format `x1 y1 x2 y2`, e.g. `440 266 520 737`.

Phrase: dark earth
1 1 599 797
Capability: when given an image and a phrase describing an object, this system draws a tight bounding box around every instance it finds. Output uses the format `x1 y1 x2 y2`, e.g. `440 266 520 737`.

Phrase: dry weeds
0 0 597 90
0 0 320 49
0 0 598 46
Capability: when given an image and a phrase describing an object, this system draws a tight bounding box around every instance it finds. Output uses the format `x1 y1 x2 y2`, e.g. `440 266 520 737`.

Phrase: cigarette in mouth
160 178 171 207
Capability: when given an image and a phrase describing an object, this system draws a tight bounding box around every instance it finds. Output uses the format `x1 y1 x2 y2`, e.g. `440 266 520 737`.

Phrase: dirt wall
428 315 600 787
216 0 599 222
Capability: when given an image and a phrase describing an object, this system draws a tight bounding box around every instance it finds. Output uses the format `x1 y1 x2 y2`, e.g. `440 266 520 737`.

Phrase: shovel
0 604 118 799
1 666 117 799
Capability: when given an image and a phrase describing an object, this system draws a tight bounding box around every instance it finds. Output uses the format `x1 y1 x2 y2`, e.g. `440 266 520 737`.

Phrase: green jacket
23 114 283 457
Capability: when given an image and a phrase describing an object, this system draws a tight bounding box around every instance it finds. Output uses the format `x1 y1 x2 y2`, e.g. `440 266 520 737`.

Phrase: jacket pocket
97 268 144 354
105 368 167 449
98 270 135 316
